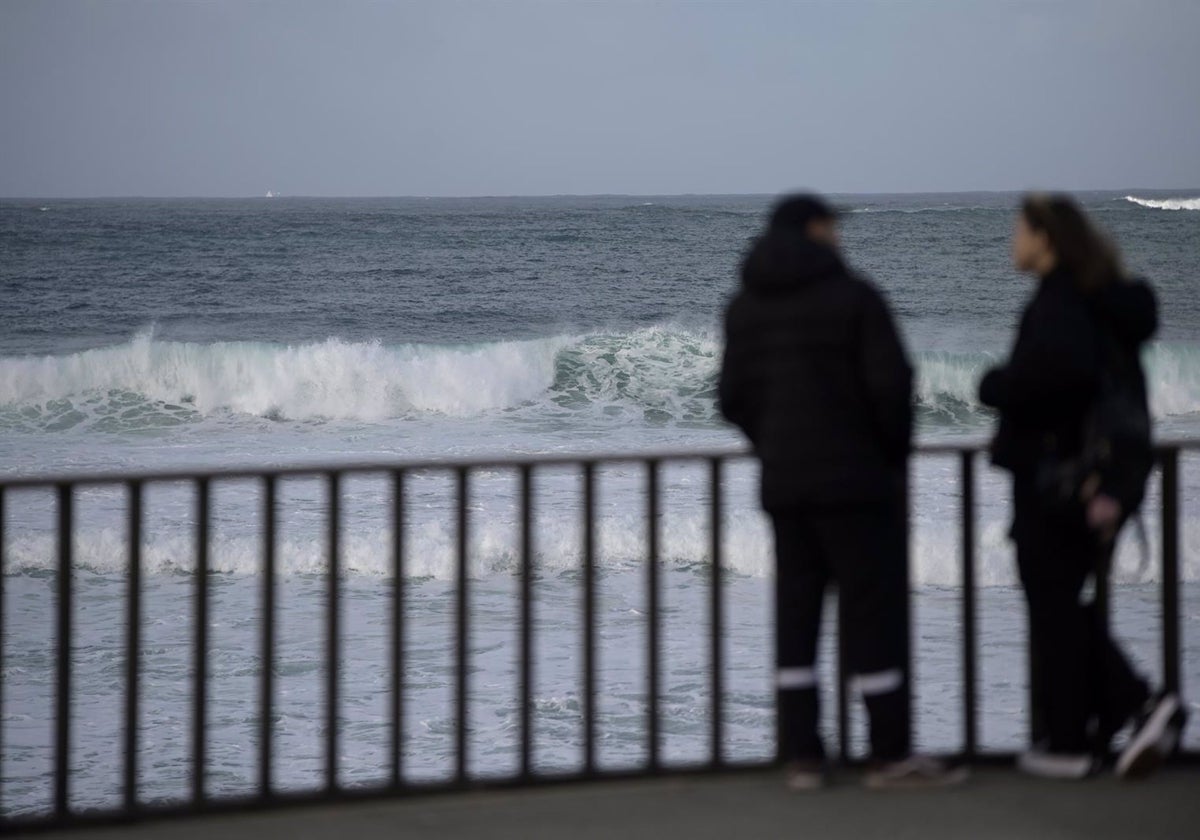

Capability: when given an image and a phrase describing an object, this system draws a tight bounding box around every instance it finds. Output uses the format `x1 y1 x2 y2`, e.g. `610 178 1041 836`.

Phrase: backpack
1035 318 1153 516
1080 323 1154 515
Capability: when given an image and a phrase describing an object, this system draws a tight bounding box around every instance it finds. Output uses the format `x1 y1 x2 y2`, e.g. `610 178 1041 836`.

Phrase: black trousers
771 502 910 762
1013 482 1150 754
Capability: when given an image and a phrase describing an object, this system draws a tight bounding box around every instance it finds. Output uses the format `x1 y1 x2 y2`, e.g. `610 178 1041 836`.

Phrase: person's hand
1087 493 1122 540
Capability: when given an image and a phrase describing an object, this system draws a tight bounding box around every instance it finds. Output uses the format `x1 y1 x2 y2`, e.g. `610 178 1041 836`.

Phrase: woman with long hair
980 194 1185 779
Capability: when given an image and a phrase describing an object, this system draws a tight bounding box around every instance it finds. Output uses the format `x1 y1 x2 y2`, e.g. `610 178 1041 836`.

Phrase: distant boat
265 190 276 198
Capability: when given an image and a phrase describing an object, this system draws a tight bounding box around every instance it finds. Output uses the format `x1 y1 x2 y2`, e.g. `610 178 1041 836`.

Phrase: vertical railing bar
582 462 597 776
326 472 341 793
193 478 209 806
455 468 469 784
1028 624 1042 745
1162 449 1181 694
124 480 142 813
961 452 978 760
1094 500 1111 765
55 484 73 818
390 470 405 789
901 464 914 752
519 465 534 781
260 475 276 798
709 458 724 768
0 486 6 818
646 459 660 772
836 589 850 761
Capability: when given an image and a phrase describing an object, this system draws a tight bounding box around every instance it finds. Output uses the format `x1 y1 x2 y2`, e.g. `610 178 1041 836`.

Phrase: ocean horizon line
4 187 1200 202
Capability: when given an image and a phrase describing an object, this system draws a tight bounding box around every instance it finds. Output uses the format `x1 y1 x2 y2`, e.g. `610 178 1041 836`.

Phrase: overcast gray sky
2 0 1198 197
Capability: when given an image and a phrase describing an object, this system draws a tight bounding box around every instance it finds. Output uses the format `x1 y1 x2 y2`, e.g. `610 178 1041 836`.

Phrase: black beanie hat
769 194 838 232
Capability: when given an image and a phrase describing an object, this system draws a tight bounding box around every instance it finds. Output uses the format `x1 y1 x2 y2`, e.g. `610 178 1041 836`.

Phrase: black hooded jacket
979 269 1157 508
718 233 914 509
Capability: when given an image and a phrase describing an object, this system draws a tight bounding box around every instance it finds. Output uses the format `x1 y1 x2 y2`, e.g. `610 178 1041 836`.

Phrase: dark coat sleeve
976 294 1099 425
857 286 914 462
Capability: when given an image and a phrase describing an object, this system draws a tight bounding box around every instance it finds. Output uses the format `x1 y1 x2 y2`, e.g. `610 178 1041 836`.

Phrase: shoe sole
1117 695 1184 780
1017 752 1094 780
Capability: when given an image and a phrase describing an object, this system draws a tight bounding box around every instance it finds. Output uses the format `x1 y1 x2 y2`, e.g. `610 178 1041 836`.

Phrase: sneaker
1017 748 1095 780
862 755 968 790
1116 691 1187 780
785 759 828 791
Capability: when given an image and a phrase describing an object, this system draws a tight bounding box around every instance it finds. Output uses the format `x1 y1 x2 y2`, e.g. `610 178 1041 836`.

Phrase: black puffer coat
718 232 913 509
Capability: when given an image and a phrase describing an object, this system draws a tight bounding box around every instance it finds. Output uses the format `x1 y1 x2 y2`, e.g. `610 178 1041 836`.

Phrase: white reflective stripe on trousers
777 666 817 690
851 668 903 696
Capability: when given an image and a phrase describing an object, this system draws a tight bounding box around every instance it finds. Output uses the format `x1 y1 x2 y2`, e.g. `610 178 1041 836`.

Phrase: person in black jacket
720 194 963 790
980 194 1185 780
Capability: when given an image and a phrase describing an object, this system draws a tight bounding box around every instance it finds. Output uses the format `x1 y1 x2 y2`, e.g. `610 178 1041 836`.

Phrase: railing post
1094 516 1112 766
960 452 978 760
519 465 534 781
709 458 724 768
0 487 6 819
326 472 341 793
901 463 914 755
124 481 142 813
582 462 597 776
193 478 209 806
260 475 276 798
455 468 470 784
646 460 660 772
836 590 850 761
391 470 405 789
1161 449 1181 695
55 484 73 818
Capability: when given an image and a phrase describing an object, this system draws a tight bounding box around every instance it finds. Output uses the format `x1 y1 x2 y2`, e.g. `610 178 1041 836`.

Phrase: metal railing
0 441 1195 832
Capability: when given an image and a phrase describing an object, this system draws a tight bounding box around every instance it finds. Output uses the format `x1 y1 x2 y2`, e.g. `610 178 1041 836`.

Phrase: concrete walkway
25 768 1200 840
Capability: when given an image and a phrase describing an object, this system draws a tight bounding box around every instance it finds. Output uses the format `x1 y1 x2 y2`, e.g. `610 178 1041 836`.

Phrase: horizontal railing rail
0 440 1195 832
7 436 1200 487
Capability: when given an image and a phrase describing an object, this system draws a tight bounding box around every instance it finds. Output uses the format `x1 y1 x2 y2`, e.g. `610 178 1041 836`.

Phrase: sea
1 191 1198 815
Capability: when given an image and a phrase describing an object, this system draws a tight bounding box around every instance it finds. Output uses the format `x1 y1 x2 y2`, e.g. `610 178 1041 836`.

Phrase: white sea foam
0 329 570 424
1124 196 1200 211
2 330 1199 431
0 327 719 429
6 508 1197 585
1 514 771 580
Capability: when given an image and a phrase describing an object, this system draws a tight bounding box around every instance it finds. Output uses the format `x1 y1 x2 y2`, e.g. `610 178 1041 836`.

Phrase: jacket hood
1043 268 1158 348
740 232 845 294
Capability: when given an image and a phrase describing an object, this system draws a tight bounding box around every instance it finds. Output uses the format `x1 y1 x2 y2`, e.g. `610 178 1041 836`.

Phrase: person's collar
1040 264 1072 287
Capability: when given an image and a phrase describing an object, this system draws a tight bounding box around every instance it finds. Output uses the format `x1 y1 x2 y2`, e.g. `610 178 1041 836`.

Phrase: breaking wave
0 328 718 430
1124 196 1200 212
2 329 1199 433
916 344 1200 423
